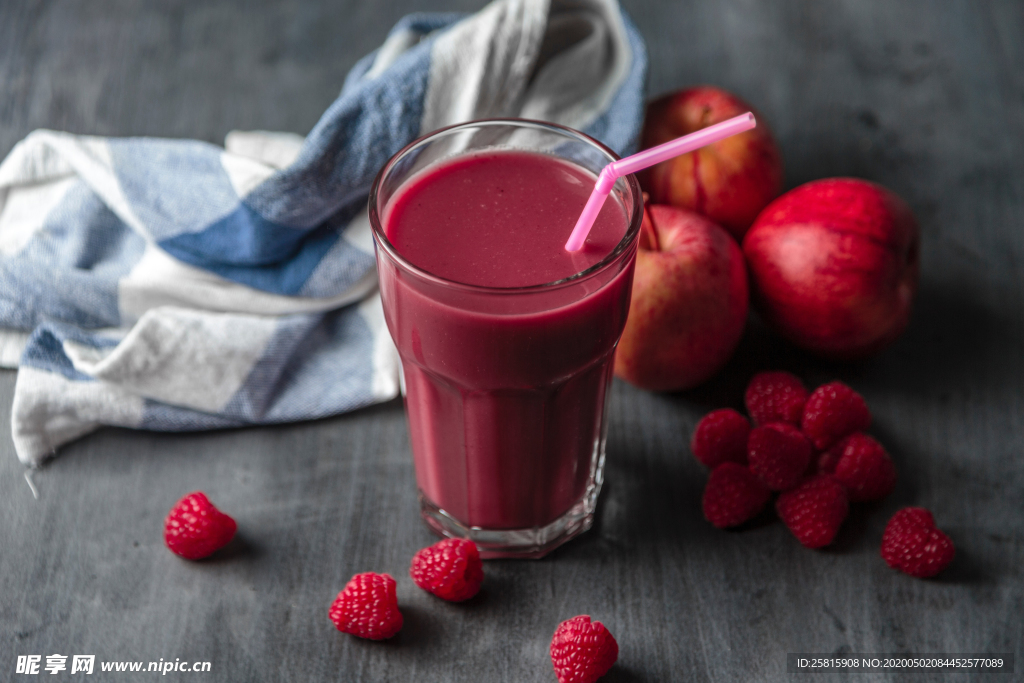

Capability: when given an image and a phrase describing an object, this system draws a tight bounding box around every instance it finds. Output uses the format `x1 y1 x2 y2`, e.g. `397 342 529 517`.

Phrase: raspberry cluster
163 496 619 679
325 540 619 682
693 371 953 576
325 537 486 640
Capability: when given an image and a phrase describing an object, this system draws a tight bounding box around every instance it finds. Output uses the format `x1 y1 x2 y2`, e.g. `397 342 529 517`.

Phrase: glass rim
367 118 643 295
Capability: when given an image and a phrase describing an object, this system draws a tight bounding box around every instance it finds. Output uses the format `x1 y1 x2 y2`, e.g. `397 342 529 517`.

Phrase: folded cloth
0 0 646 467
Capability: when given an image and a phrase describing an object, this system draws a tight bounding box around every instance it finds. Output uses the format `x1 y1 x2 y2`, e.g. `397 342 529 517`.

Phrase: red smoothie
377 148 637 534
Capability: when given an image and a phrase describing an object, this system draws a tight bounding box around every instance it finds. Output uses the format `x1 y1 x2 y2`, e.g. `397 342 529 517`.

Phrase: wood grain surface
1 1 1022 680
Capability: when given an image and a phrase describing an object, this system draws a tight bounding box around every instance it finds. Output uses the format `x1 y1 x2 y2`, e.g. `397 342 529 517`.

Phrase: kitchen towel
0 0 646 466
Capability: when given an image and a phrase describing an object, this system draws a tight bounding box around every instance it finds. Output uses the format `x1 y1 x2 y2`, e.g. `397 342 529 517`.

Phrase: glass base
419 469 604 560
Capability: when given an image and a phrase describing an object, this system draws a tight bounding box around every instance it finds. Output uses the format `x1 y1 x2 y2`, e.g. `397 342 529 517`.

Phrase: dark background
1 1 1022 680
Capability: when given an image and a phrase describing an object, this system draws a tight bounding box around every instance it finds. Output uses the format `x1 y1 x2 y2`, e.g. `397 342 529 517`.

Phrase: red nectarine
639 86 784 241
742 178 919 359
614 204 748 391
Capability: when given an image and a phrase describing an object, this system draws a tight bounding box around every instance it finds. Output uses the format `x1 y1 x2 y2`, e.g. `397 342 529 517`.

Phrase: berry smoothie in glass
369 120 642 558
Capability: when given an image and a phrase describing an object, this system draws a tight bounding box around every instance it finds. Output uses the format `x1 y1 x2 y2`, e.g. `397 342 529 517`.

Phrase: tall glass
369 120 642 558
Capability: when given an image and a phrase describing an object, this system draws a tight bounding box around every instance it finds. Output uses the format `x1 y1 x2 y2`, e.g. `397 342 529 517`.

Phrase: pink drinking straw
564 112 757 252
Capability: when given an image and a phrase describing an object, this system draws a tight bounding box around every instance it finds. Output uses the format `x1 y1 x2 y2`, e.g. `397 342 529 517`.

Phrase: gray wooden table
2 1 1022 681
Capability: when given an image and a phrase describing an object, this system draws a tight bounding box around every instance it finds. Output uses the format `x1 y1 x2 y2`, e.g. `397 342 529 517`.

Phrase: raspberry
410 538 483 601
163 491 237 560
747 422 813 491
881 508 955 578
801 381 872 450
702 463 771 528
828 433 897 502
776 475 849 548
550 615 618 683
744 371 808 425
329 572 403 640
691 409 751 468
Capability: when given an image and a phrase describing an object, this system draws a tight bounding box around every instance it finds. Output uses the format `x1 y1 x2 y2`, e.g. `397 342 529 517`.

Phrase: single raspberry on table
691 408 751 468
410 538 483 602
881 507 955 578
163 491 237 560
747 422 813 491
550 615 618 683
329 572 403 640
776 475 849 548
744 371 809 426
826 433 897 502
702 462 771 529
801 381 872 450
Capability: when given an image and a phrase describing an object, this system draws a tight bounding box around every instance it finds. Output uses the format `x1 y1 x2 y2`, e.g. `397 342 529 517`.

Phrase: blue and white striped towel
0 0 646 467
